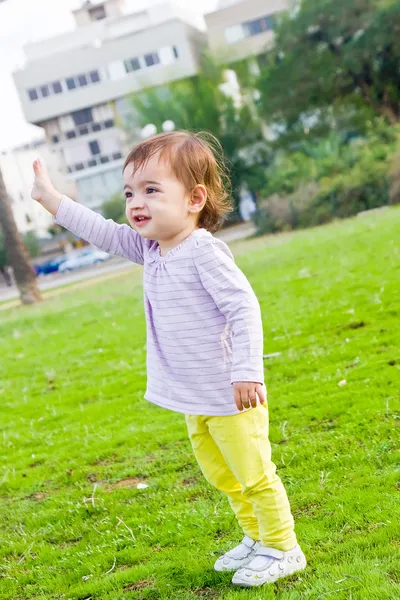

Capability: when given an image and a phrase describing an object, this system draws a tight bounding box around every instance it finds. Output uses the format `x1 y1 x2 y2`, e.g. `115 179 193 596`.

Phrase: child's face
123 154 194 242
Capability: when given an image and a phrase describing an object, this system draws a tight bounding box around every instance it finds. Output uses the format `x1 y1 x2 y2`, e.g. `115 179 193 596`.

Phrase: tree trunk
0 167 42 304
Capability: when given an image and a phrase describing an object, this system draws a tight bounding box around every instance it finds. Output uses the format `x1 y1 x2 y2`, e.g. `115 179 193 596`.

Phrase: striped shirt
55 196 265 416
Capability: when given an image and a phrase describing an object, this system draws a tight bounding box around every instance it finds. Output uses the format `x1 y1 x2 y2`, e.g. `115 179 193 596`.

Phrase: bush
388 151 400 205
23 231 40 258
102 193 127 224
314 141 391 221
255 123 399 235
255 184 319 234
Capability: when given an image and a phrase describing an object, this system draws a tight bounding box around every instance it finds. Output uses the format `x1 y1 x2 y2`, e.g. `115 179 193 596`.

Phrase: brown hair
123 130 233 233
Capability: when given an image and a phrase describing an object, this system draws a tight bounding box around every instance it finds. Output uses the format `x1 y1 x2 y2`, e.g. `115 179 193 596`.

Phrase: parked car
34 255 69 275
58 249 111 273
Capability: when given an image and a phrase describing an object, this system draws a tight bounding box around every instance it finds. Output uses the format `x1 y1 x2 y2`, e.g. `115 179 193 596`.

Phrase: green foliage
22 231 40 258
0 209 399 598
127 56 271 215
47 224 60 237
101 192 127 224
1 230 40 264
388 149 400 204
256 121 399 234
258 0 400 133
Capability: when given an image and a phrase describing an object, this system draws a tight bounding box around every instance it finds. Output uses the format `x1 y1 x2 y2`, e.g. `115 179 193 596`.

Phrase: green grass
0 208 399 600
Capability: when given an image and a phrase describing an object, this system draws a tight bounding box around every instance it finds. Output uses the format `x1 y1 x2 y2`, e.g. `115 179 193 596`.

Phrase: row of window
28 70 100 102
27 45 179 102
225 13 277 44
67 152 123 173
51 117 115 144
124 46 178 73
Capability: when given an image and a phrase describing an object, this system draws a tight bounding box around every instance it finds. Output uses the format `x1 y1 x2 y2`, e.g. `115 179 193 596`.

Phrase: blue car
34 255 69 276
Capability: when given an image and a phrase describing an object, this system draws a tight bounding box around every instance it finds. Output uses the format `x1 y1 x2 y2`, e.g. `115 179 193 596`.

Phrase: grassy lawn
0 208 399 600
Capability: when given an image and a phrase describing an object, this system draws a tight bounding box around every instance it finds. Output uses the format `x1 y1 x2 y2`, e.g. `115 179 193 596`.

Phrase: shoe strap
242 535 257 549
255 546 284 560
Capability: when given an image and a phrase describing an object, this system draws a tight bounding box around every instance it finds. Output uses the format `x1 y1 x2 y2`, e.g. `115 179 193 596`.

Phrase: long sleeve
54 196 145 265
193 238 264 384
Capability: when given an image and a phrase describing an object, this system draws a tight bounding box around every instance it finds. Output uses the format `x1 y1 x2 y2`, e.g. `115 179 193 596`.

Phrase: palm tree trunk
0 167 42 304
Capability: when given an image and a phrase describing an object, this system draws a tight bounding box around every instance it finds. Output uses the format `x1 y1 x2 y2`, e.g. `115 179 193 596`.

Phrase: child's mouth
134 216 151 227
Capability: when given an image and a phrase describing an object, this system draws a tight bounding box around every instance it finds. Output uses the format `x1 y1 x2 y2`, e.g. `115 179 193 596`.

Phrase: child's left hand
233 382 266 411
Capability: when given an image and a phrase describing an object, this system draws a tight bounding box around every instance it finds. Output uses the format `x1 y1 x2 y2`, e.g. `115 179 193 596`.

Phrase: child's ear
189 185 207 215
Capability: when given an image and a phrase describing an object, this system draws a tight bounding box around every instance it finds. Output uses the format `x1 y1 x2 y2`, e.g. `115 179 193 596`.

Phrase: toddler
31 131 306 587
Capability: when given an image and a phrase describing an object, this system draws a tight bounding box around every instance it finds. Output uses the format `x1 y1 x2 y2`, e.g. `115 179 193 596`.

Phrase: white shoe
232 543 306 587
214 535 260 572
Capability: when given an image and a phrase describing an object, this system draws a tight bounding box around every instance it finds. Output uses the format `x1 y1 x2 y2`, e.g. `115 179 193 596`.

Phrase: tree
127 56 271 215
102 192 127 224
258 0 400 132
0 231 6 269
0 168 41 304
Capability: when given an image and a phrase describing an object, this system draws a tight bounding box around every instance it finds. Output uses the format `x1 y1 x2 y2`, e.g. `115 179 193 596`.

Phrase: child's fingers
241 389 251 409
248 387 258 408
234 387 243 411
256 383 266 404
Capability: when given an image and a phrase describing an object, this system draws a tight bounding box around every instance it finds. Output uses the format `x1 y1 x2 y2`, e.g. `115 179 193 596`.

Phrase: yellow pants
185 403 297 552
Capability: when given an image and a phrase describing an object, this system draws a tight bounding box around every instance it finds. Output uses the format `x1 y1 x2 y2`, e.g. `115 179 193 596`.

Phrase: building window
89 5 106 21
173 46 179 58
225 14 276 44
51 135 59 143
144 52 160 67
92 123 101 132
88 159 97 167
66 130 76 139
52 81 62 94
78 74 88 87
89 140 101 155
104 119 114 128
89 70 100 83
66 77 76 90
27 70 101 103
40 85 50 98
28 88 38 101
25 214 32 224
100 156 109 163
125 57 141 73
112 152 122 160
72 108 93 127
243 15 275 37
75 163 85 171
79 126 89 136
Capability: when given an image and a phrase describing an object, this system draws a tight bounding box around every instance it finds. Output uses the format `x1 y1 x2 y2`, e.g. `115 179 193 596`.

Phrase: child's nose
128 195 144 209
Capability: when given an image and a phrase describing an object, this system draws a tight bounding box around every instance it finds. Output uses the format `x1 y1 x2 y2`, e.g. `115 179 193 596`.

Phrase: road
0 222 256 304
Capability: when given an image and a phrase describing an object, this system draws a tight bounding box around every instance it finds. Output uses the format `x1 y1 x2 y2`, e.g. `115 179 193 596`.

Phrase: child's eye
125 192 132 200
146 187 157 194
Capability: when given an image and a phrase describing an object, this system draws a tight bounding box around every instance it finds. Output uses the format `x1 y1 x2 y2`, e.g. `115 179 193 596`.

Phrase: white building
205 0 290 63
0 139 76 238
13 0 206 210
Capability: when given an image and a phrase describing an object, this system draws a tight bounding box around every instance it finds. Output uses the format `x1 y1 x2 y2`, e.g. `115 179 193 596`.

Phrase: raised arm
54 196 144 264
31 159 144 264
